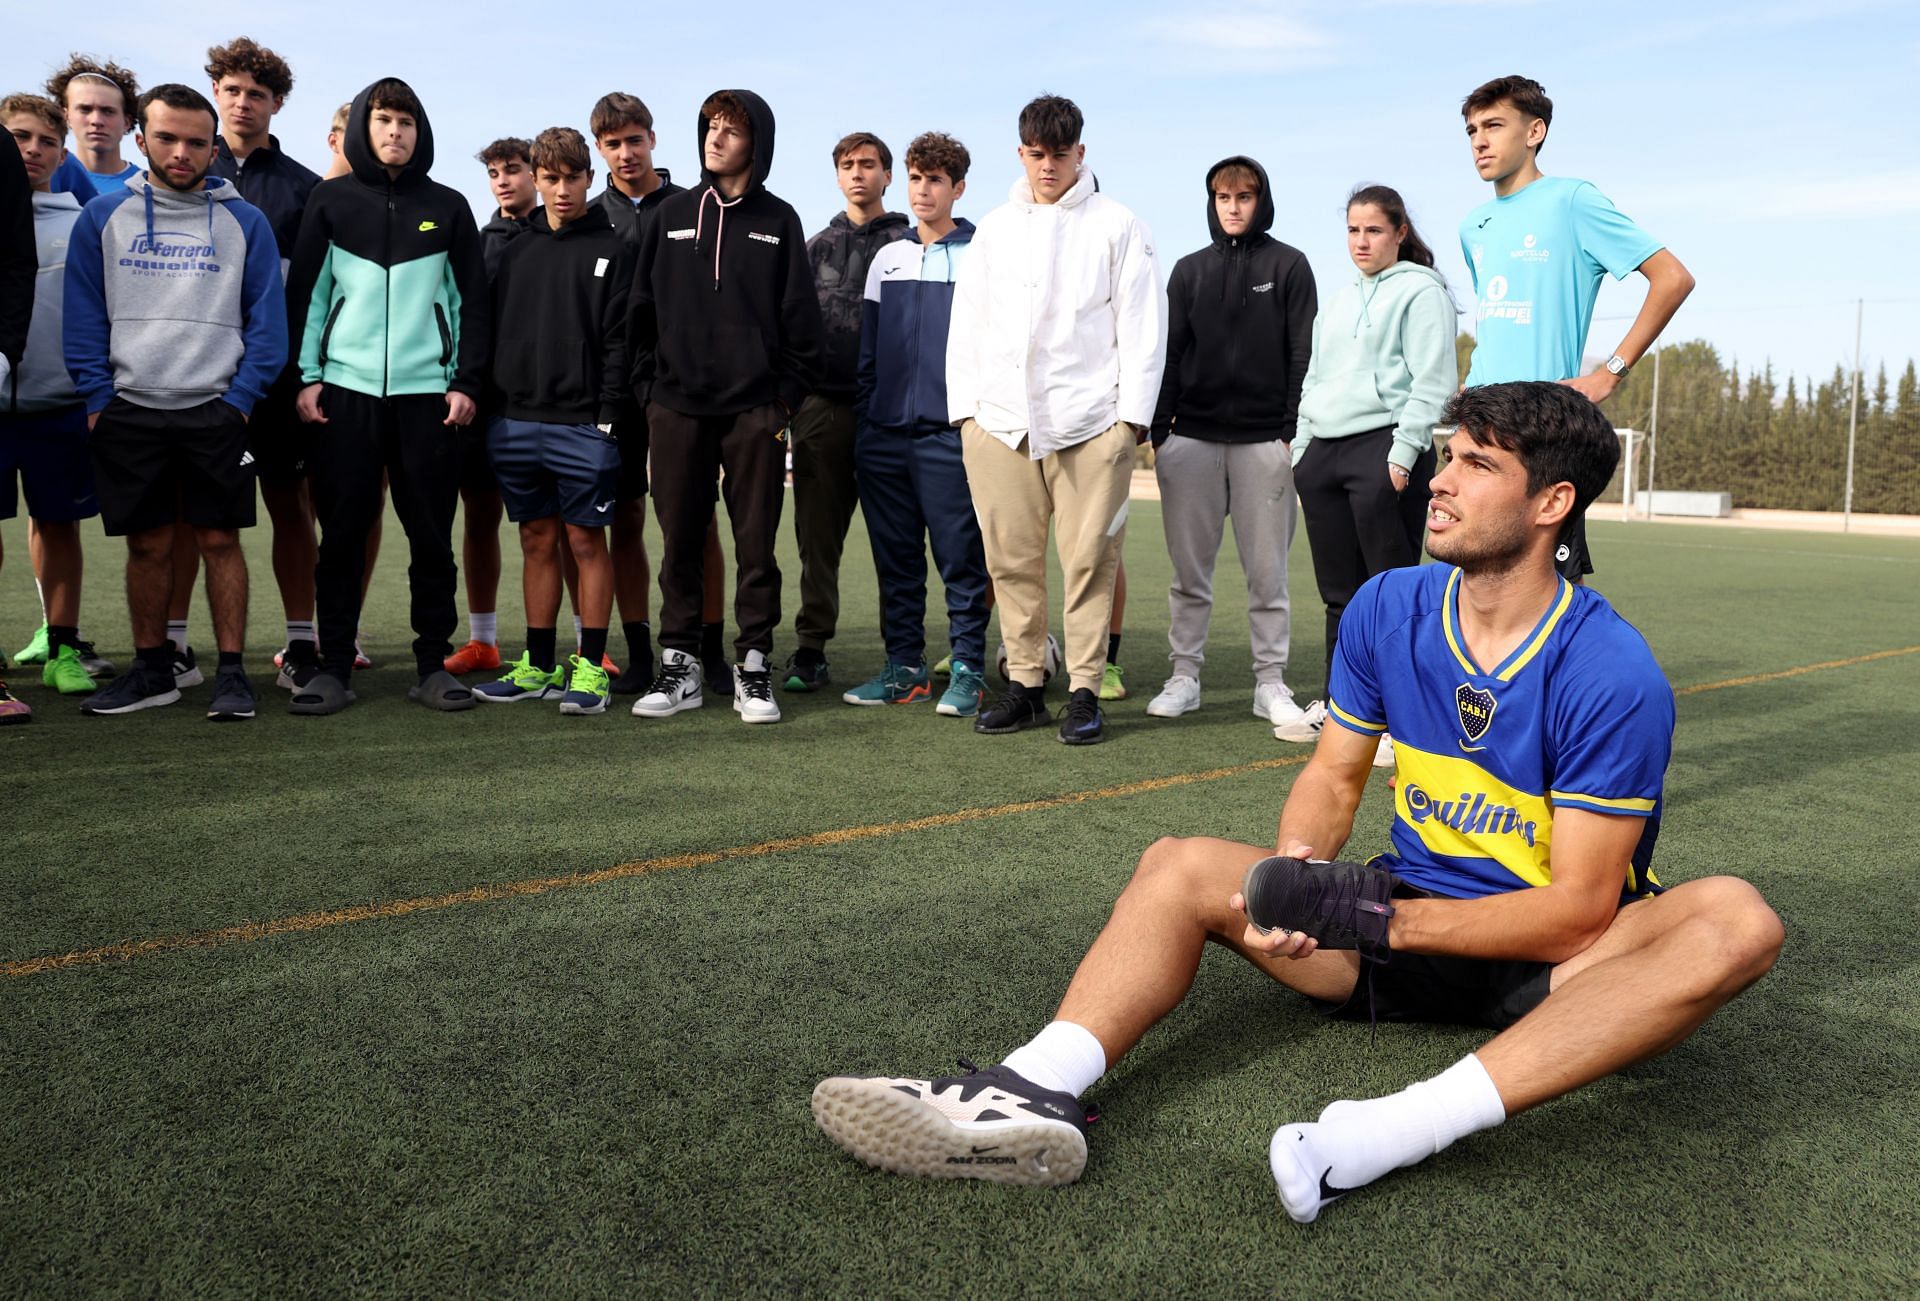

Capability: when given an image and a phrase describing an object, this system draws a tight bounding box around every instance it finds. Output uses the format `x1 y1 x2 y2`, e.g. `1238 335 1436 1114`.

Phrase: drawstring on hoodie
694 186 745 292
140 178 219 257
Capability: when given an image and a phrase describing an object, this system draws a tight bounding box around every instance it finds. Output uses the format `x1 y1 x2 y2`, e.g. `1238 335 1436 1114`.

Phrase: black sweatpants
648 401 787 661
309 386 460 681
1294 425 1433 696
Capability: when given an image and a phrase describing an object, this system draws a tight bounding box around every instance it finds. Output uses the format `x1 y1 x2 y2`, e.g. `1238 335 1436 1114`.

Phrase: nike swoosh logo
418 221 439 232
969 1145 999 1154
1318 1165 1357 1203
1457 740 1487 753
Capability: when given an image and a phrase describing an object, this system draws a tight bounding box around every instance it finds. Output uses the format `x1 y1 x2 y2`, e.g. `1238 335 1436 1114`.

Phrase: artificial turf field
3 499 1918 1297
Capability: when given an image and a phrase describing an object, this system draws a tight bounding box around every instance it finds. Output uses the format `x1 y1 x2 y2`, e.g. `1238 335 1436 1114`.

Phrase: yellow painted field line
1 754 1313 979
7 643 1915 981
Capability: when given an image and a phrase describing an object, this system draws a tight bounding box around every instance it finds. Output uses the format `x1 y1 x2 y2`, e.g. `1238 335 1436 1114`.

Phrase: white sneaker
1255 681 1306 727
733 649 781 723
632 648 703 717
1373 733 1396 768
1146 674 1202 718
1273 698 1326 743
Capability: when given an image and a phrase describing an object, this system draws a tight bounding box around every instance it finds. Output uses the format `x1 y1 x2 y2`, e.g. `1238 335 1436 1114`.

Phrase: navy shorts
1 405 99 522
487 416 623 527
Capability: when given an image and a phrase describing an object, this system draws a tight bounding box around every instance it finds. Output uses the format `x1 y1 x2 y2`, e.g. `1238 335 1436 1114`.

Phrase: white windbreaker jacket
945 168 1167 459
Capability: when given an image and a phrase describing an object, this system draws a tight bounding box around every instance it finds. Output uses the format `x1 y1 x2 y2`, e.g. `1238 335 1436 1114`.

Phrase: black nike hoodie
1151 155 1316 444
628 89 824 417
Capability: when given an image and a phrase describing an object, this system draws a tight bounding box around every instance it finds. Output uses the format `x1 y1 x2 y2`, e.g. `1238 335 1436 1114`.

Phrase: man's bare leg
196 527 249 656
166 517 199 654
1271 875 1782 1221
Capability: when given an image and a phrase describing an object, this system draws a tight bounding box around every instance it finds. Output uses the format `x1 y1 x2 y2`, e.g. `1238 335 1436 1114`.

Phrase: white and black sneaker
172 644 204 689
811 1060 1095 1187
631 648 703 718
733 649 780 723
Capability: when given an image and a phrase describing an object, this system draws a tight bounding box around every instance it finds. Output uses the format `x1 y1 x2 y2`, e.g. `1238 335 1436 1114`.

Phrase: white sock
1270 1054 1506 1223
572 615 584 647
469 611 497 646
167 620 189 653
286 619 317 646
34 578 46 620
999 1020 1108 1099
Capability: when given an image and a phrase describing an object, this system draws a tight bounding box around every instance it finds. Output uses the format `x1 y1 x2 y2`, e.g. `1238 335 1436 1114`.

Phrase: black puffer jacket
805 209 909 400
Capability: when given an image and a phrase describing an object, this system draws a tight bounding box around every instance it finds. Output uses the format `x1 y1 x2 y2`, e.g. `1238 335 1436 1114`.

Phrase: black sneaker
1240 855 1402 961
1058 687 1105 746
812 1060 1095 1186
782 648 829 693
207 664 257 722
610 657 654 696
974 683 1050 734
81 662 182 715
172 644 204 689
275 640 321 691
703 653 733 696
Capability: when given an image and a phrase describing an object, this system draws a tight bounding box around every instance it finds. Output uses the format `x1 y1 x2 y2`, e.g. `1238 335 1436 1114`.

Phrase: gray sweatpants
1153 433 1297 684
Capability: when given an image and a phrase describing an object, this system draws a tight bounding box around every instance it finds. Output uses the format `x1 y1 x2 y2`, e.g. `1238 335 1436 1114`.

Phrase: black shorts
248 380 309 486
615 403 648 500
1316 883 1551 1031
1555 512 1595 580
89 395 256 536
458 420 498 496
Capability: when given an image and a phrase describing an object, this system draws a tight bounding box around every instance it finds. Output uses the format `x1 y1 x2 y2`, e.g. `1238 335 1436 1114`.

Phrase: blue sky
8 0 1917 396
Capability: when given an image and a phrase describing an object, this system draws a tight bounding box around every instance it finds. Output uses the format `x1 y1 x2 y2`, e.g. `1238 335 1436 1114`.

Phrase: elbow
1543 904 1617 964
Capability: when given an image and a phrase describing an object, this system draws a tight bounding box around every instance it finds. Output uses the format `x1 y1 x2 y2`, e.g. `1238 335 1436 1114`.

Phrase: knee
566 528 606 565
127 528 173 563
1125 836 1212 903
518 519 558 556
1688 877 1786 988
195 529 241 559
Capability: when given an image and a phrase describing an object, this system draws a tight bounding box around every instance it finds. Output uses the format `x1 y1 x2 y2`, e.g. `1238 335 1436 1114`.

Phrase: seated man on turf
474 126 634 716
812 380 1784 1222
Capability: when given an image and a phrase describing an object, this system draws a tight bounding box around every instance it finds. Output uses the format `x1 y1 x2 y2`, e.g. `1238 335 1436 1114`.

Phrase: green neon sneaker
937 661 987 718
842 660 931 706
932 654 951 678
42 644 98 695
473 652 565 703
13 623 50 666
1099 662 1128 701
560 654 611 715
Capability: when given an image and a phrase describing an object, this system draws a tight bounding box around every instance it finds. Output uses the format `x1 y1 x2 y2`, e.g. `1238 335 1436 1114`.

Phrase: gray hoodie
9 190 83 413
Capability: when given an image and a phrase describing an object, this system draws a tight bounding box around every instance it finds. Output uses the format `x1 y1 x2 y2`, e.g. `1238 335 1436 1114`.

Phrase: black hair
1018 94 1081 150
1441 382 1619 513
1347 184 1437 269
1462 75 1553 157
135 83 217 134
365 77 423 122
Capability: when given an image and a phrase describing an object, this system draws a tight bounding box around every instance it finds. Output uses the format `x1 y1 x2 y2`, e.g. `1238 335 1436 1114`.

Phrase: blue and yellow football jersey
1328 564 1674 901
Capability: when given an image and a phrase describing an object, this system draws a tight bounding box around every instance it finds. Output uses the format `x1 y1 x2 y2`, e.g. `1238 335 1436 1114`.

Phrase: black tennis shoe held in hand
1241 856 1401 961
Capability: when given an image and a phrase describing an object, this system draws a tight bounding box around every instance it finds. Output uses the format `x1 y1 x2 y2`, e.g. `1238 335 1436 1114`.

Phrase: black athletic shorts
1316 883 1552 1031
458 420 498 495
1555 512 1595 580
89 395 256 536
248 378 309 486
615 402 648 500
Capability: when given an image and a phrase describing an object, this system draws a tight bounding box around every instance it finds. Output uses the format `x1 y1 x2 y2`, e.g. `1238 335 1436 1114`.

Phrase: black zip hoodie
628 90 824 417
489 205 634 427
597 168 683 247
806 208 910 400
1151 155 1316 444
286 79 489 400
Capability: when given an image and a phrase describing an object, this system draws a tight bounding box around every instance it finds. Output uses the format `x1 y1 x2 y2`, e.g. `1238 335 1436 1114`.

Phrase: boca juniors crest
1455 682 1496 742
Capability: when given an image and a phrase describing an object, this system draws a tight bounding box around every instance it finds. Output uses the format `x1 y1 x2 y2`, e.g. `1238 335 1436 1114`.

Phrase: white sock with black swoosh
1270 1054 1506 1223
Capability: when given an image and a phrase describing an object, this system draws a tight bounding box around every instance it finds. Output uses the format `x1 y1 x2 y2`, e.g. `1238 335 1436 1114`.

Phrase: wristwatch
1605 354 1631 377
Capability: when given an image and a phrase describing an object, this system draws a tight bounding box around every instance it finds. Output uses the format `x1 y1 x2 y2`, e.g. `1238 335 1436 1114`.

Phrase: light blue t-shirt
1459 176 1661 385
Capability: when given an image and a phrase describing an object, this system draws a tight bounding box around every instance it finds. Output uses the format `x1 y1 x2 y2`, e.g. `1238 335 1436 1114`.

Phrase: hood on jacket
126 172 242 261
1007 164 1099 210
343 78 437 189
696 89 775 193
1203 155 1274 246
1348 258 1452 332
823 209 910 240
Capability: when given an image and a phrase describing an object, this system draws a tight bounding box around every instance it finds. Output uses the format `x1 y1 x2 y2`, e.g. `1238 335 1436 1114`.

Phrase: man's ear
1535 480 1578 531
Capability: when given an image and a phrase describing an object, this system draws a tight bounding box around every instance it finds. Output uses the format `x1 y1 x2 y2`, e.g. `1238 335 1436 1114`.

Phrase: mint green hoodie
1293 260 1455 472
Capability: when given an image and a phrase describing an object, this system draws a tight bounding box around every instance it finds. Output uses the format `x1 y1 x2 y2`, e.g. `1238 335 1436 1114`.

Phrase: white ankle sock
167 620 189 652
469 611 497 646
286 619 317 646
1270 1054 1506 1222
999 1020 1108 1099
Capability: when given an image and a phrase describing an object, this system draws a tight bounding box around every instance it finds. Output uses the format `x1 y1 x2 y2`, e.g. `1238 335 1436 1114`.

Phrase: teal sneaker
937 661 987 718
13 623 49 666
473 652 564 703
560 654 611 715
42 644 97 695
842 660 931 706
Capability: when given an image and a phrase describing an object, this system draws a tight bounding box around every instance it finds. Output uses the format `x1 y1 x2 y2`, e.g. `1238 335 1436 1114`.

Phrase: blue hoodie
63 172 286 415
855 218 974 435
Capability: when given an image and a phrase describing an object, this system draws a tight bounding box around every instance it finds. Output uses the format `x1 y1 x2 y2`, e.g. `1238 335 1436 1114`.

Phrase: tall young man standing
204 36 325 686
811 382 1783 1222
474 127 632 717
45 57 141 195
845 131 989 718
947 94 1165 746
439 136 536 680
589 92 687 696
286 77 488 715
628 89 824 725
784 132 910 693
63 84 286 721
3 94 103 706
1147 155 1315 733
1459 75 1693 583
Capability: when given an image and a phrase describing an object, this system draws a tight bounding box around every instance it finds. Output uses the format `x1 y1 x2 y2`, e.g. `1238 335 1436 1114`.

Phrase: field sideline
3 504 1917 1296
